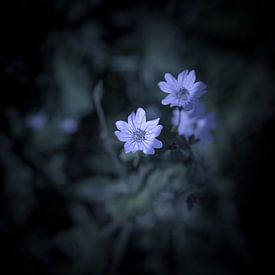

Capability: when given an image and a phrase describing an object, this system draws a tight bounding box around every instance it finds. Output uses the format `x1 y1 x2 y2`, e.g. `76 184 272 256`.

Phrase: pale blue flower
60 118 78 134
115 108 163 155
26 112 48 131
158 70 207 110
172 103 216 144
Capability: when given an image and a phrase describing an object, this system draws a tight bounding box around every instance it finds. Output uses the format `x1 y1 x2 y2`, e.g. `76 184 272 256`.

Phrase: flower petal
132 143 139 152
115 130 131 142
161 94 175 105
115 120 130 132
142 140 155 155
177 70 188 86
186 70 196 85
192 81 207 91
146 118 160 129
164 73 178 89
158 81 175 93
190 89 207 98
124 141 137 153
146 125 163 137
124 141 132 153
135 108 146 129
153 139 163 149
127 112 137 130
143 148 155 155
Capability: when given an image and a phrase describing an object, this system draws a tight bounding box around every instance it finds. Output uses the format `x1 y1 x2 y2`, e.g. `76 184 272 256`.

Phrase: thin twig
93 81 126 178
112 221 132 267
177 107 182 131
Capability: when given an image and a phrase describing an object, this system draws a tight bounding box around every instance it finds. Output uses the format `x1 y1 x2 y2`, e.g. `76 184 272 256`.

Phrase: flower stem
112 221 132 267
93 81 126 178
177 107 182 131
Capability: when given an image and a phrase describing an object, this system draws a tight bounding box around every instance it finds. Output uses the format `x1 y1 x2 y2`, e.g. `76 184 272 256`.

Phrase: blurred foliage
1 0 274 275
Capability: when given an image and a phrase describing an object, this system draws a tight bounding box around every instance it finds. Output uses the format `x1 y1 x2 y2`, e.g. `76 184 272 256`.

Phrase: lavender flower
172 103 216 144
60 117 78 134
158 70 207 110
115 108 163 155
26 112 48 131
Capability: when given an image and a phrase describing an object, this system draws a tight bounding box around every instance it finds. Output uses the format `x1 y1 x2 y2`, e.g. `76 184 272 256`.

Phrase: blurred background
1 0 274 274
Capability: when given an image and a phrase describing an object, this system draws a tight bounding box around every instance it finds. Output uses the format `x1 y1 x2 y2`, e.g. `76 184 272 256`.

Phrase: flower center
133 128 146 142
176 88 189 100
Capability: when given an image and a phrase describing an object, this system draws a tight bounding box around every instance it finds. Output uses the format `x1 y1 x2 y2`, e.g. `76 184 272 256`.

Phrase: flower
60 117 78 134
115 108 163 155
172 103 216 144
26 112 48 131
158 70 207 110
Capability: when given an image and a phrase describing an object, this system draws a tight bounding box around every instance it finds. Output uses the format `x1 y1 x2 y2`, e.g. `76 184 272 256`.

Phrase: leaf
107 167 175 221
54 54 93 118
70 176 127 202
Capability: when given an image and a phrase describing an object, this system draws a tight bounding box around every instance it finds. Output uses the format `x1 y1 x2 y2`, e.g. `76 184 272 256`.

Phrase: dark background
1 0 274 274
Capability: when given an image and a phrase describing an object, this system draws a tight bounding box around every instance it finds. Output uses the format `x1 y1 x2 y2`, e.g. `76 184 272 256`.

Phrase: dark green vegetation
1 0 274 274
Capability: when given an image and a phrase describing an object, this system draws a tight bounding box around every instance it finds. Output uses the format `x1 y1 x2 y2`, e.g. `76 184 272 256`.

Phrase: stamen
133 128 146 142
176 88 189 100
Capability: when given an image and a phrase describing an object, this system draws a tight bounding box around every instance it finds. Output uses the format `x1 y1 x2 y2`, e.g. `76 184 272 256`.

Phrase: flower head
158 70 207 110
115 108 163 155
26 112 48 131
60 117 78 134
172 103 216 144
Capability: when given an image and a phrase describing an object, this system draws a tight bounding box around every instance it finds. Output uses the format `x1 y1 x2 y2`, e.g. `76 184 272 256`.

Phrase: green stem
93 82 126 178
177 107 182 131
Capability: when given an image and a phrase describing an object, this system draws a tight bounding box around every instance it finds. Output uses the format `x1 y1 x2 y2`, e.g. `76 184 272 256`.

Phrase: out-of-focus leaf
69 176 127 202
52 224 106 274
107 167 175 221
54 53 93 118
88 155 117 174
29 118 70 152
